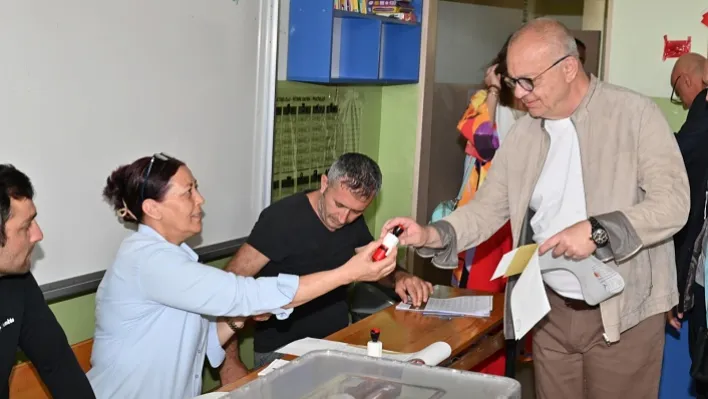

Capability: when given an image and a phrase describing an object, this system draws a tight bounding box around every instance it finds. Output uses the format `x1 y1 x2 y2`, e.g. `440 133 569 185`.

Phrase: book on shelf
333 0 418 22
334 0 370 13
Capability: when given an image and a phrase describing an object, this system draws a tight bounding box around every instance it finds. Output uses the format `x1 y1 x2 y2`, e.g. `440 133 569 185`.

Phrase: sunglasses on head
140 152 172 203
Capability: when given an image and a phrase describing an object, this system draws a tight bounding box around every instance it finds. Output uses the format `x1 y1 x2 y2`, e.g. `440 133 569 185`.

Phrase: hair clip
116 199 137 221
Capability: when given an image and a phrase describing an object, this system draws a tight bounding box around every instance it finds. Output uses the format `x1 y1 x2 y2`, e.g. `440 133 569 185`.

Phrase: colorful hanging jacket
450 89 517 377
451 89 513 294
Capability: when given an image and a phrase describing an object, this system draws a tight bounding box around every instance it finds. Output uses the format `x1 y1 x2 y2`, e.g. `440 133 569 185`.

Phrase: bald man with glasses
382 17 688 399
668 52 708 399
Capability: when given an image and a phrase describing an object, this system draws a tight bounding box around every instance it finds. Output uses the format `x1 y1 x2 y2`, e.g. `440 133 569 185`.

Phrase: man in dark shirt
219 153 433 383
0 164 95 399
667 53 708 398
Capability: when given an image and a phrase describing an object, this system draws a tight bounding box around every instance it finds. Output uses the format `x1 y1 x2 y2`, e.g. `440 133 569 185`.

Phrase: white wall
277 0 290 80
606 0 707 98
434 1 582 84
1 0 278 285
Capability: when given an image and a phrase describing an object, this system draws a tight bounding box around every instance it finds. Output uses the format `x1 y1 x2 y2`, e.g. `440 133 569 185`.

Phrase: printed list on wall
271 90 363 203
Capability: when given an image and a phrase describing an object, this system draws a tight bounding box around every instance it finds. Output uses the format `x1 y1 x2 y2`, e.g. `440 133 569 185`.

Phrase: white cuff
270 274 299 320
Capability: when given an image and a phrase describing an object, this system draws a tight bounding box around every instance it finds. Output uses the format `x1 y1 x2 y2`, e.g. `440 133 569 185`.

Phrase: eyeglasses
670 75 682 105
140 152 171 203
503 54 571 92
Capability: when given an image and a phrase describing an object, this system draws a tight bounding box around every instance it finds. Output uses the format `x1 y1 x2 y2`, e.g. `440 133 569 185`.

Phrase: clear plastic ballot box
225 350 521 399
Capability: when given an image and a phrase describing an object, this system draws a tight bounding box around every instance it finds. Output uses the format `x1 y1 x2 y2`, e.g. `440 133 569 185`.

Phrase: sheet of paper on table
275 337 452 366
192 392 227 399
257 359 291 376
395 296 493 317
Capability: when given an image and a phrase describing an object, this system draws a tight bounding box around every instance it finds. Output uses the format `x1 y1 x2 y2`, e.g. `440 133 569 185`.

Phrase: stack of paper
395 296 493 317
275 337 452 366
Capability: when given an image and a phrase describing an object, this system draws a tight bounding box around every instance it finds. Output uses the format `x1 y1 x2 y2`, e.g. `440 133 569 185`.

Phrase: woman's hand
484 64 502 90
252 313 272 322
342 240 397 283
229 317 247 329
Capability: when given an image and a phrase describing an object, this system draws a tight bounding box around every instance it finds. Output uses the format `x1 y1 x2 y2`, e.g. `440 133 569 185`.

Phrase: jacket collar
570 74 599 124
540 74 599 129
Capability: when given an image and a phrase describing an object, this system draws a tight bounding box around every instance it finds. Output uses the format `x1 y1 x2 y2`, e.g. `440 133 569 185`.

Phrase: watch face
592 229 609 246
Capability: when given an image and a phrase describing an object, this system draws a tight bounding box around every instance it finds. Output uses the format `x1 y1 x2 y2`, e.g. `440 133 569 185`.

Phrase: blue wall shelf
287 0 423 85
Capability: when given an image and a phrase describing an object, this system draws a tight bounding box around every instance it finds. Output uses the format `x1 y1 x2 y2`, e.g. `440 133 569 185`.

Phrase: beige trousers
532 288 665 399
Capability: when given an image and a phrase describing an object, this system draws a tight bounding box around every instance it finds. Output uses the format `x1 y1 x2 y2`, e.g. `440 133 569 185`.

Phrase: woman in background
452 36 528 377
87 153 396 398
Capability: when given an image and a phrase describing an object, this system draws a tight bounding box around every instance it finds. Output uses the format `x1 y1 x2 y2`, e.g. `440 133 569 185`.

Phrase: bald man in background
704 59 708 98
668 52 708 399
382 17 688 399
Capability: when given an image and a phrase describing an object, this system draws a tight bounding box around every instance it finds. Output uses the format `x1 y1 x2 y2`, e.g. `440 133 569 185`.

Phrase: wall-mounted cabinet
287 0 423 84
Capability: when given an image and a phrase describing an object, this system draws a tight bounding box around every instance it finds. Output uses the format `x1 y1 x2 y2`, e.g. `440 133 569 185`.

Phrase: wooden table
217 285 505 393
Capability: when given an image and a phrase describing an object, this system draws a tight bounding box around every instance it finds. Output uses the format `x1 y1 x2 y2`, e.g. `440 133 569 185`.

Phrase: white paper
257 359 290 376
491 244 538 280
275 337 350 356
403 341 452 365
509 251 550 339
492 248 520 280
538 251 625 306
395 296 492 317
275 338 452 366
192 393 227 399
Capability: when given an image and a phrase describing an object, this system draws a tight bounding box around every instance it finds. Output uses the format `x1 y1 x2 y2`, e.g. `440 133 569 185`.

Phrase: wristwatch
588 217 609 248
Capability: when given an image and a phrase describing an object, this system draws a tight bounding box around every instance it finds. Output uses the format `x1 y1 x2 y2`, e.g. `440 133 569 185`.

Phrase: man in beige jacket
384 18 689 398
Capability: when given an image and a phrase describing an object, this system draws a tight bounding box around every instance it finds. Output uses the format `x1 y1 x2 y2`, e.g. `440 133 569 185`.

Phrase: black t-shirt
0 272 95 399
249 192 374 353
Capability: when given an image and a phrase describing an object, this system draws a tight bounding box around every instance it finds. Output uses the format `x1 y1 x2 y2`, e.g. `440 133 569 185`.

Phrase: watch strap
588 217 602 231
588 217 609 247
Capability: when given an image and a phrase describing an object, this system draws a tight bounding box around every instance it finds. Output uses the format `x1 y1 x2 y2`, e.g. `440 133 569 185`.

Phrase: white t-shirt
529 118 587 299
495 104 526 144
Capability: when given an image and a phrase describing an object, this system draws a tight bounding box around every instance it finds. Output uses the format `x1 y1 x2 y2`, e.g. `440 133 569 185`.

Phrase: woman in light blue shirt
87 153 397 399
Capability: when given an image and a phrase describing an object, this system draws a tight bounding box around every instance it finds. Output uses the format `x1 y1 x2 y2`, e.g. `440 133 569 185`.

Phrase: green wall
654 97 688 131
371 85 420 235
42 80 420 393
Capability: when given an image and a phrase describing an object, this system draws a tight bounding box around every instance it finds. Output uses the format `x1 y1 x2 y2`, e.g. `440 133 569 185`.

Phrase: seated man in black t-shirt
219 153 433 382
0 164 95 399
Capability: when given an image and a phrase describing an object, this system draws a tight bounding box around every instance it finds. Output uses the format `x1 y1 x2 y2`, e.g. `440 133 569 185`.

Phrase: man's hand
538 220 596 260
393 271 433 307
380 217 430 247
343 240 398 283
667 307 683 331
